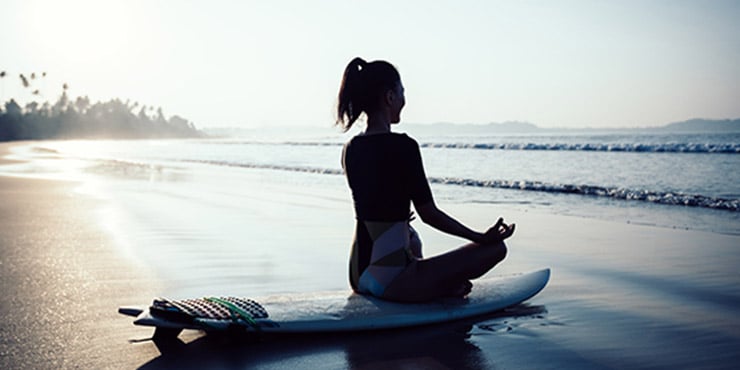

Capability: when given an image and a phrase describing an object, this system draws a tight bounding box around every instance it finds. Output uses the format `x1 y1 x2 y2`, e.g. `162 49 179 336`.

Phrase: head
336 57 405 132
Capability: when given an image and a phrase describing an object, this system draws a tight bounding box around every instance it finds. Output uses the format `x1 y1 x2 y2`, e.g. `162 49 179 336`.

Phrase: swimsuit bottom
356 220 422 297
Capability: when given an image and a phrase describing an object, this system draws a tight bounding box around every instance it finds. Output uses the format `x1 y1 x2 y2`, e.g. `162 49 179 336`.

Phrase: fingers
501 223 515 239
477 218 515 244
491 218 515 240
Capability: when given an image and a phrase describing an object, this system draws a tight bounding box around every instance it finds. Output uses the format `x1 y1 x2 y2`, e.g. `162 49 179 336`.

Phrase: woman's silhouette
338 57 515 302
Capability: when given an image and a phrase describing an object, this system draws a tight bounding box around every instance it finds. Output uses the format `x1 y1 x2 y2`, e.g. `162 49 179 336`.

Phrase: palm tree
19 74 31 103
41 72 47 98
56 83 70 113
0 71 6 104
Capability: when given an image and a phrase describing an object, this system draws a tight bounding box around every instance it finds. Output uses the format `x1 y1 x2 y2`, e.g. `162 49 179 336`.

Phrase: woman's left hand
478 217 515 244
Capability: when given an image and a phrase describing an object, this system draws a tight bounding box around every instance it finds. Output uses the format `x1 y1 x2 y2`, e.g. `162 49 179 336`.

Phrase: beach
0 143 163 369
2 140 740 369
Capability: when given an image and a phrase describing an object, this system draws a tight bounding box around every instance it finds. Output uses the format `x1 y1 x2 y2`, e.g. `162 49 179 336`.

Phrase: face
388 81 406 124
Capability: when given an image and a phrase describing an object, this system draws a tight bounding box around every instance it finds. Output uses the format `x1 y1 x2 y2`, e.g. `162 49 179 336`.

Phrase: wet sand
0 143 164 369
2 141 740 369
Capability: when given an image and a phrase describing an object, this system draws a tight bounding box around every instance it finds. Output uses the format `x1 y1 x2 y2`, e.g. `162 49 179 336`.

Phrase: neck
365 114 391 134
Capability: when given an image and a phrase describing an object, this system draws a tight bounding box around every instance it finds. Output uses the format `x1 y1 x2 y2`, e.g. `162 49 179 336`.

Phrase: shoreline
2 141 740 369
0 142 166 369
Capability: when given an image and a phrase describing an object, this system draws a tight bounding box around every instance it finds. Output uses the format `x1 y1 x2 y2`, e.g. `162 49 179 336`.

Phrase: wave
429 178 739 212
208 140 740 154
31 147 60 154
419 142 740 153
180 159 740 212
181 159 344 175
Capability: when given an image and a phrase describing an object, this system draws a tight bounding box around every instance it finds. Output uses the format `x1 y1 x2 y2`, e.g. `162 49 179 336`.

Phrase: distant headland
660 118 740 132
402 118 740 134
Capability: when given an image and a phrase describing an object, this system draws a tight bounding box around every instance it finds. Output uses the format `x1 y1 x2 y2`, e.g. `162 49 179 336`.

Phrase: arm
415 201 515 244
405 136 514 244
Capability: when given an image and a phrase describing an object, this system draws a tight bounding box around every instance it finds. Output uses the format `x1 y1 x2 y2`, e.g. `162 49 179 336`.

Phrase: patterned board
149 297 269 324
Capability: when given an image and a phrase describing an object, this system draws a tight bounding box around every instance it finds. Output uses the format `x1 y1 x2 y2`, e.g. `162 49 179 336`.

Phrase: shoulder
395 133 422 154
388 132 420 148
373 133 421 155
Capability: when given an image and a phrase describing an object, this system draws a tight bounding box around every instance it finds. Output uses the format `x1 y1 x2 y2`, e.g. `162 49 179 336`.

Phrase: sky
1 0 739 129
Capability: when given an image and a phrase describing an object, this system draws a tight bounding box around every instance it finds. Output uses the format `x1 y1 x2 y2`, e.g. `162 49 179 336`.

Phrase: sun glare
26 0 135 64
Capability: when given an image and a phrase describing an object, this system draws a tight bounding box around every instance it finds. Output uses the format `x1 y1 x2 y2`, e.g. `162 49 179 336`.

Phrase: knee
473 241 507 263
492 242 507 263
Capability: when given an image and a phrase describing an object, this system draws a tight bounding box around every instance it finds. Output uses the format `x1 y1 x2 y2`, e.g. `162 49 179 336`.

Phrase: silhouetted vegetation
0 70 204 141
1 95 204 141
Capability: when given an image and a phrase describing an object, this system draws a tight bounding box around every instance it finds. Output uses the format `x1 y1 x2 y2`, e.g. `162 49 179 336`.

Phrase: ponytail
336 57 367 131
336 57 401 132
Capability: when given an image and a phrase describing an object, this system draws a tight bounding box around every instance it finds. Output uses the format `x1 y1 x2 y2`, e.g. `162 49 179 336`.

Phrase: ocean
6 125 738 236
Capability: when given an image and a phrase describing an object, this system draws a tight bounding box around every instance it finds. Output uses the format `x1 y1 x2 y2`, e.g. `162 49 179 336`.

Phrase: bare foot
449 280 473 298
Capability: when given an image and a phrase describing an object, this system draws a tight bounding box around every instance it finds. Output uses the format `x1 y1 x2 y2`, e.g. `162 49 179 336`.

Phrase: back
342 133 433 222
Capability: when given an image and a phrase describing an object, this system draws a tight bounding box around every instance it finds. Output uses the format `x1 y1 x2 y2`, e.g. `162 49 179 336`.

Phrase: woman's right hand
477 217 515 244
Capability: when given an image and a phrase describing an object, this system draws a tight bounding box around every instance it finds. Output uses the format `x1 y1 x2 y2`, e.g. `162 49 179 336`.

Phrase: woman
338 57 514 302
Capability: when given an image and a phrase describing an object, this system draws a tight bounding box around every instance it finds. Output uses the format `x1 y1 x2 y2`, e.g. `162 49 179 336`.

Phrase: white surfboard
119 269 549 338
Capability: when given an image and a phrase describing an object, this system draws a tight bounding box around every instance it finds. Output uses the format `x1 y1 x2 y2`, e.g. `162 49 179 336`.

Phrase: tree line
0 70 204 141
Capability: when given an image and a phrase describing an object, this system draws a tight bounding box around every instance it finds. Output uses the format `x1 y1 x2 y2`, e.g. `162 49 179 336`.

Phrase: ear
385 89 394 105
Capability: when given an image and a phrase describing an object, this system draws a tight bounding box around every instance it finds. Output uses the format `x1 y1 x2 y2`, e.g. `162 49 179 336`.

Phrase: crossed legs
382 241 508 302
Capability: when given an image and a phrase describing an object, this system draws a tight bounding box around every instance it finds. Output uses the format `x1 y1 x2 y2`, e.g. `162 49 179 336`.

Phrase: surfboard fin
153 327 183 341
118 306 144 317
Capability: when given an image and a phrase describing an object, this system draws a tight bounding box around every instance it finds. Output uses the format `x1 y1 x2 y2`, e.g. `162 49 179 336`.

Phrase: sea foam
179 159 739 212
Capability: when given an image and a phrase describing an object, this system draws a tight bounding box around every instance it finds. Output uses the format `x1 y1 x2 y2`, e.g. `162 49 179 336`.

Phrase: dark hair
336 57 401 131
